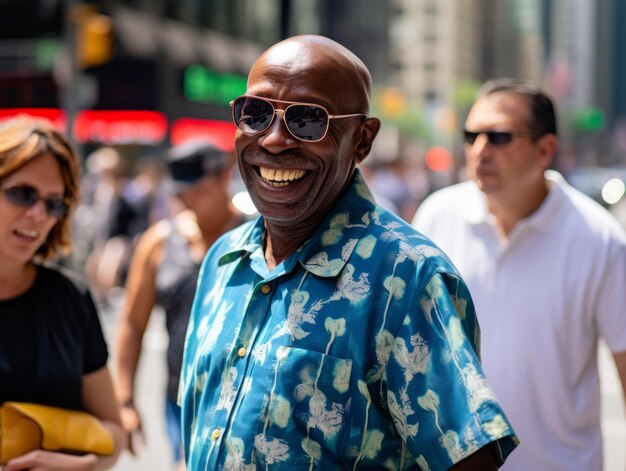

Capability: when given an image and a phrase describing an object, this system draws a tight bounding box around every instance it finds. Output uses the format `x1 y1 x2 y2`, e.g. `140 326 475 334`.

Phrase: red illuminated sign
74 110 168 144
0 108 67 131
171 118 236 151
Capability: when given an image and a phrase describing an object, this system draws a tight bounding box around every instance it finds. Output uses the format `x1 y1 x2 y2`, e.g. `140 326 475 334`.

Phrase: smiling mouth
259 167 307 188
14 228 39 239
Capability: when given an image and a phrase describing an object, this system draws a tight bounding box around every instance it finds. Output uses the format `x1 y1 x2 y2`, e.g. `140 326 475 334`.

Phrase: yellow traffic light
380 87 407 118
75 6 114 68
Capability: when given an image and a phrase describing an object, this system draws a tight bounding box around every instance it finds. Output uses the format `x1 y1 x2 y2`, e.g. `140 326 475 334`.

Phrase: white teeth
15 228 38 239
259 167 306 186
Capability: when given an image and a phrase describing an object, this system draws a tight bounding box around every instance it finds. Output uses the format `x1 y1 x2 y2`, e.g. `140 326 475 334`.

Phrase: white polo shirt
412 171 626 471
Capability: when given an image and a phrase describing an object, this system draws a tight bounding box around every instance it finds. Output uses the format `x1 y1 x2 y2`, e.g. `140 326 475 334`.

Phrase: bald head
249 35 373 114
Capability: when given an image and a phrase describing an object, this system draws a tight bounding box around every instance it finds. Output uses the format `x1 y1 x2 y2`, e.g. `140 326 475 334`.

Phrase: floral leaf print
424 275 445 300
284 290 316 340
447 316 466 352
361 429 384 459
325 317 347 340
253 434 290 464
383 275 406 301
392 333 430 381
484 415 513 441
416 244 446 260
462 363 497 413
416 455 431 471
308 390 346 439
321 213 350 246
333 360 351 393
355 178 375 202
341 239 359 262
303 252 346 276
439 430 464 462
301 437 322 461
366 330 394 383
387 391 418 440
330 264 370 304
397 240 421 264
269 394 291 428
355 235 377 259
417 390 442 435
217 367 238 412
223 437 257 471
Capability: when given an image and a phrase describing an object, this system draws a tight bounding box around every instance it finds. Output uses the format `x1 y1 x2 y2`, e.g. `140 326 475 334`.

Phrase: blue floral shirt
180 170 518 470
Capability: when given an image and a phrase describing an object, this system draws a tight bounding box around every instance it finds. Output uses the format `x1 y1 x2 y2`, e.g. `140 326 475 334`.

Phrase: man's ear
537 133 558 170
353 117 381 164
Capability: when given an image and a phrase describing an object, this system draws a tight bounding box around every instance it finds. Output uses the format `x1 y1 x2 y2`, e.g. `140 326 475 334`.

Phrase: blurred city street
99 299 626 471
100 302 172 471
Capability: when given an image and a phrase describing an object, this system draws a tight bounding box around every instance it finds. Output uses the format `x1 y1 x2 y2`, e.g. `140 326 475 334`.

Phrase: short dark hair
477 78 558 138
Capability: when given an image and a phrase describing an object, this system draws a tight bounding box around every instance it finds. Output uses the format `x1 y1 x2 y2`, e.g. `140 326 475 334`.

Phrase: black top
155 219 201 401
0 264 108 410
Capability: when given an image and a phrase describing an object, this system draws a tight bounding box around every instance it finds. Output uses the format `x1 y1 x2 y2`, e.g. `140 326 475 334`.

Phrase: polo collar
463 170 568 232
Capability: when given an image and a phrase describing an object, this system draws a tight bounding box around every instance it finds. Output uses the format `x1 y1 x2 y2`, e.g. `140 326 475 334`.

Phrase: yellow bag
0 401 114 465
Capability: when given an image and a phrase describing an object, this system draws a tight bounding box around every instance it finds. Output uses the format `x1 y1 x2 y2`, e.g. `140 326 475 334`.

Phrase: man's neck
487 179 550 238
263 223 314 271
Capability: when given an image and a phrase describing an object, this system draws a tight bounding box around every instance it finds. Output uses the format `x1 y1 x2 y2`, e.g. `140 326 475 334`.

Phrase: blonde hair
0 116 81 260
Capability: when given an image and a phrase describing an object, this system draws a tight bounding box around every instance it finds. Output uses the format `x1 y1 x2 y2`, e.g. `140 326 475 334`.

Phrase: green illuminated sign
183 64 247 106
572 106 605 131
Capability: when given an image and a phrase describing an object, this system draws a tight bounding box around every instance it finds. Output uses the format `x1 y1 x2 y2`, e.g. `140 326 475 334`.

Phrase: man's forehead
468 93 528 122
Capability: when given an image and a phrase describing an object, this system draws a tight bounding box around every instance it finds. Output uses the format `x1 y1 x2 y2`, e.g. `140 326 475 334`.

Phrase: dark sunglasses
230 95 367 142
2 184 68 218
463 129 535 146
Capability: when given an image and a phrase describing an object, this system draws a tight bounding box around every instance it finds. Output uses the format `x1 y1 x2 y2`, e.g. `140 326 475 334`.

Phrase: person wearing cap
114 140 246 470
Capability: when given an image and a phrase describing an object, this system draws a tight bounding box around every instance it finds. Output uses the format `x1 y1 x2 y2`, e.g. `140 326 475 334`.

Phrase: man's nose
259 109 298 153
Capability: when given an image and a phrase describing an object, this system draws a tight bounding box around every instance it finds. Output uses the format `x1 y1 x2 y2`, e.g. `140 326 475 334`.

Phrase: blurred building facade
1 0 626 166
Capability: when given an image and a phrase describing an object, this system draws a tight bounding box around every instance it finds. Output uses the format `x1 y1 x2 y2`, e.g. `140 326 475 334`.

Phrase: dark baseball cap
166 139 231 190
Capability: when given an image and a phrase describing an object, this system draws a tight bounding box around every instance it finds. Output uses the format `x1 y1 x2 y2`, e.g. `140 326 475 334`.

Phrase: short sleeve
384 272 518 470
596 244 626 353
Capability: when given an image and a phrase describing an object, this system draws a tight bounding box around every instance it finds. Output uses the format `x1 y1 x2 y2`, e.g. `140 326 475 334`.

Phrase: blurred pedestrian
0 116 125 470
412 78 626 471
179 35 517 470
114 140 246 470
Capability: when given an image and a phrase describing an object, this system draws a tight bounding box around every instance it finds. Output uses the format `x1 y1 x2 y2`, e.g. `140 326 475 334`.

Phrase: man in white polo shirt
412 78 626 471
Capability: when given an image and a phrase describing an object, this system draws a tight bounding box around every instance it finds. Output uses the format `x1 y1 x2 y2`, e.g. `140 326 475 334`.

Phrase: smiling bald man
179 35 518 470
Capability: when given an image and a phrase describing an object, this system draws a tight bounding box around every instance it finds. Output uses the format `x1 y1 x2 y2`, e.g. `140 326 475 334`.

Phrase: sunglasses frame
1 184 69 218
230 95 367 142
463 129 536 146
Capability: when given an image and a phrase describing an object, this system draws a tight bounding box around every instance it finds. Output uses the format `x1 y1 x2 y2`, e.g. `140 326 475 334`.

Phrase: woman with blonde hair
0 116 125 470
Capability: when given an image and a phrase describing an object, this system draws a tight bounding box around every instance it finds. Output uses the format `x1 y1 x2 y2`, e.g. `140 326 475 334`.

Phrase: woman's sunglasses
1 184 68 218
230 95 367 142
464 129 535 146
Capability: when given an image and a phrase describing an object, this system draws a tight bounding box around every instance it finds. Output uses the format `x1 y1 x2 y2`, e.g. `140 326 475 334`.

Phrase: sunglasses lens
464 131 478 145
233 97 274 134
3 185 67 217
45 198 68 217
284 105 328 141
4 185 38 206
488 132 514 145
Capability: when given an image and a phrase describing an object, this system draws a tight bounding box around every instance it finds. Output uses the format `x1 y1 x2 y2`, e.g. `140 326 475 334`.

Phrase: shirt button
211 428 221 440
237 347 246 357
261 284 271 294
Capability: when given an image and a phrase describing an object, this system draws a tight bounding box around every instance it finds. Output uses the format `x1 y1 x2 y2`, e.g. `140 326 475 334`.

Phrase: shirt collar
464 170 568 232
218 169 376 278
523 170 568 232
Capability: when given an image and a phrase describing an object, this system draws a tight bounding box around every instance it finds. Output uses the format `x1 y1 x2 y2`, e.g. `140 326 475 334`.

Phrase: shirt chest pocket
254 346 353 467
